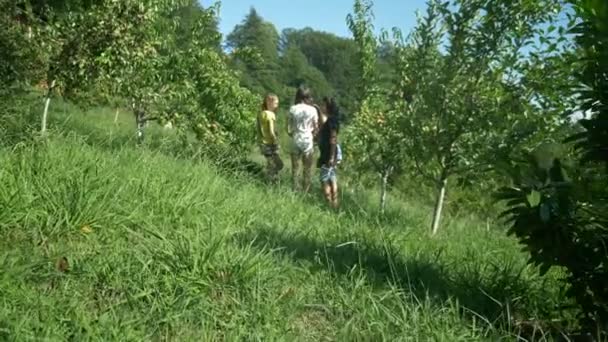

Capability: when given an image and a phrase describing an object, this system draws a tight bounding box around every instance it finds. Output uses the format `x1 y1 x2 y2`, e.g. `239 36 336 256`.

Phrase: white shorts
290 134 314 156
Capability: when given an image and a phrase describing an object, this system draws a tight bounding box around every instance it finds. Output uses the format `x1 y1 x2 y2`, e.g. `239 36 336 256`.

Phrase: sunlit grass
0 107 570 341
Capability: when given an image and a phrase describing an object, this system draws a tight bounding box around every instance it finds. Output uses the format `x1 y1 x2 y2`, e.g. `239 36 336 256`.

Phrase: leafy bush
496 148 607 336
497 0 608 337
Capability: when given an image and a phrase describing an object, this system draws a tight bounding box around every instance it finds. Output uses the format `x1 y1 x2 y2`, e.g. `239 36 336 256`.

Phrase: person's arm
312 109 319 138
328 128 338 166
268 116 278 145
313 107 322 143
287 109 294 137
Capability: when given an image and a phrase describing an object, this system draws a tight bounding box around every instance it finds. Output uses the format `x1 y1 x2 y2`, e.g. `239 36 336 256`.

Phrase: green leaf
526 190 541 207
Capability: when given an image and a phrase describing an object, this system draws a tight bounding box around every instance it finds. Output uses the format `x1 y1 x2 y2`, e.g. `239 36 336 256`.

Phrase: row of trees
1 0 257 154
1 0 605 336
344 0 606 336
345 0 576 233
1 2 372 146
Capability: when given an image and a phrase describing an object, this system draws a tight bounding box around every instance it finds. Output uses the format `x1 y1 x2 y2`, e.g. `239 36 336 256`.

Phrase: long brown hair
322 97 340 118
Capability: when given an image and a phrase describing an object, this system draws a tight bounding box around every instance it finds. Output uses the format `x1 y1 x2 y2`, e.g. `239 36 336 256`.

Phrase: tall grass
0 107 572 341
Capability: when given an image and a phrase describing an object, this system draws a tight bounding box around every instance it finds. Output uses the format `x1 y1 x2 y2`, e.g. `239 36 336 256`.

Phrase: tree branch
411 152 437 184
141 115 159 122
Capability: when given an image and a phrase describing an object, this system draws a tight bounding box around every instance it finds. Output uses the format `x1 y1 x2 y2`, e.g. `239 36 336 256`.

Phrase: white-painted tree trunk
114 108 120 124
136 118 144 142
379 166 393 214
431 177 448 235
134 108 146 143
41 80 56 135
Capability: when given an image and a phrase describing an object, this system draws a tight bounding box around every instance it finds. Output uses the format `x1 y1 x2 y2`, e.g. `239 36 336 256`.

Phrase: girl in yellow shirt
257 94 284 183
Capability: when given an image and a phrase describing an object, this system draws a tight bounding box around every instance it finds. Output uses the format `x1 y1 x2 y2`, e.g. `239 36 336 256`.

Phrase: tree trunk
114 108 120 125
135 109 145 143
431 177 448 235
133 105 153 144
379 166 394 214
41 79 56 135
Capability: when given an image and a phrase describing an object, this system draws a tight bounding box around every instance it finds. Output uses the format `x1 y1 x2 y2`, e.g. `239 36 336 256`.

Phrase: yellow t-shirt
257 110 277 145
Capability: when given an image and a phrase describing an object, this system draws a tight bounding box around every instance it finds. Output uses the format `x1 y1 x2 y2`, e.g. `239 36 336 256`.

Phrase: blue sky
202 0 428 39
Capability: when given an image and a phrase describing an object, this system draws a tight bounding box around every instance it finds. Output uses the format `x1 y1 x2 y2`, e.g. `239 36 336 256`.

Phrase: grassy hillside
0 107 569 341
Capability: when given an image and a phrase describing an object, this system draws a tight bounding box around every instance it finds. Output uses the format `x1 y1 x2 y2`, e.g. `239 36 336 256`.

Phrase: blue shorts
320 166 337 184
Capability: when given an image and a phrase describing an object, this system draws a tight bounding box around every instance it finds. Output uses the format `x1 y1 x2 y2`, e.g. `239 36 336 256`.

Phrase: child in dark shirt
317 97 341 209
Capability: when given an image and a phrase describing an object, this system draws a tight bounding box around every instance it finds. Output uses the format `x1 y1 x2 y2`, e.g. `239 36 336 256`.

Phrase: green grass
0 106 572 341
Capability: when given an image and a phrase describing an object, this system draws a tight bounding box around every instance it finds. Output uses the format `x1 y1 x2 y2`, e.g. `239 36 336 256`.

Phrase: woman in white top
287 86 319 192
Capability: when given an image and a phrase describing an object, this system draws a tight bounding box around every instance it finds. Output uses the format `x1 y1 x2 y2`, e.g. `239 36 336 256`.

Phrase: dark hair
312 104 322 115
322 97 340 118
295 86 313 105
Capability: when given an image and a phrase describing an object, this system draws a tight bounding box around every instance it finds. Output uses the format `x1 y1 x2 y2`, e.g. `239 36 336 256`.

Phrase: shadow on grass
279 182 421 231
234 225 557 338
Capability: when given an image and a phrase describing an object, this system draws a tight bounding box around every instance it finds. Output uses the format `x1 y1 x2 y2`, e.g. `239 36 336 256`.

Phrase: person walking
287 87 318 192
257 93 284 183
317 97 341 209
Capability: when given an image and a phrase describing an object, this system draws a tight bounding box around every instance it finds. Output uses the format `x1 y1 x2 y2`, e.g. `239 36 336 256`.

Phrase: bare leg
291 153 300 191
330 180 339 209
322 183 332 205
302 152 314 193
